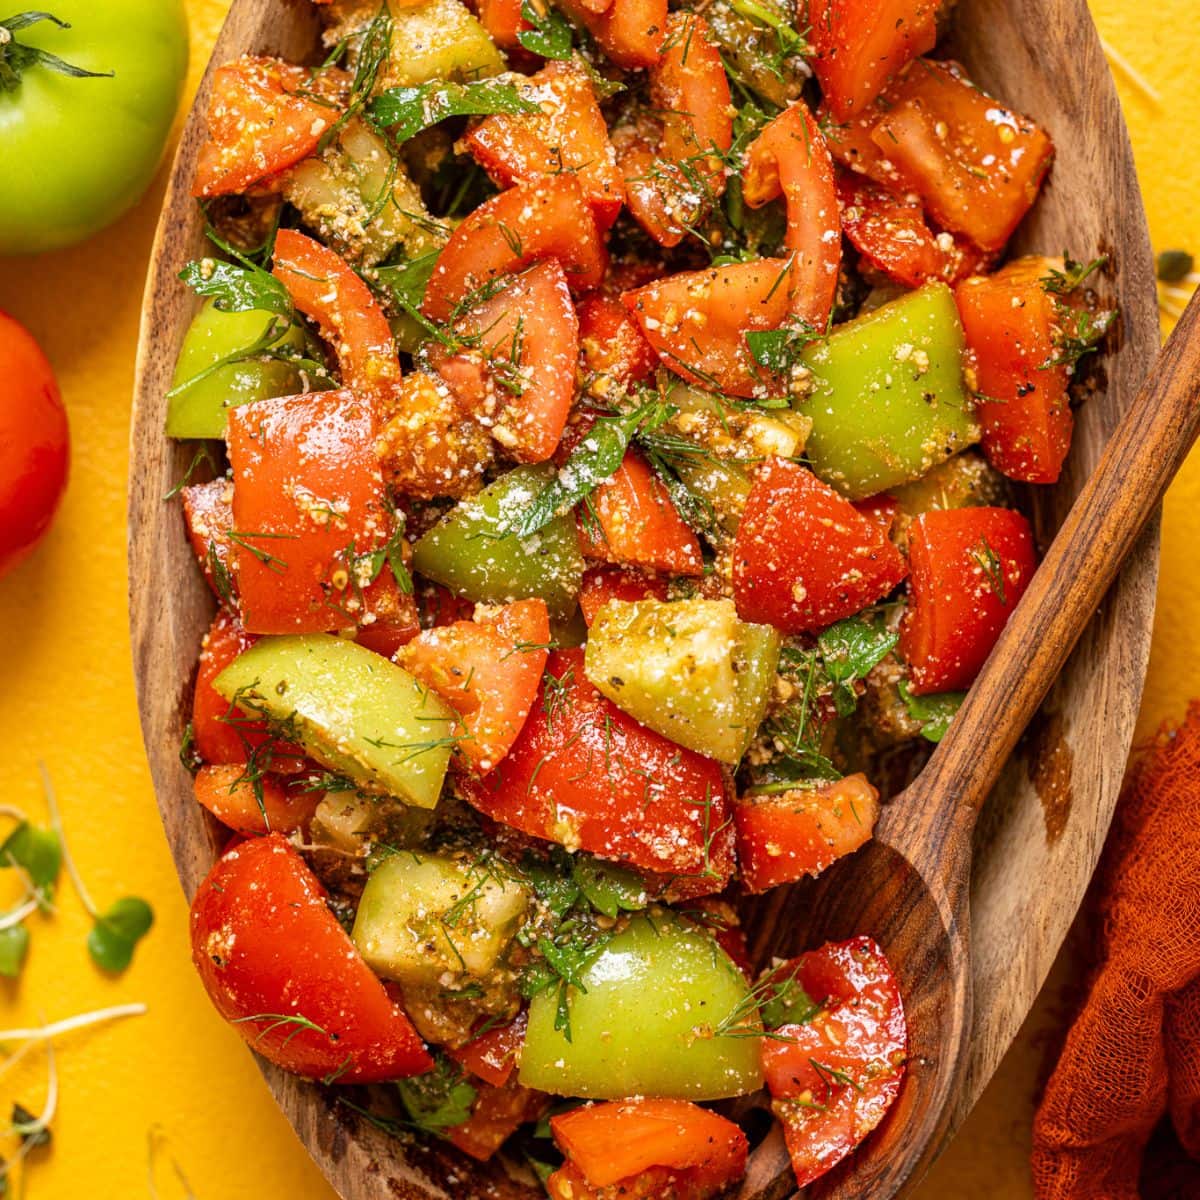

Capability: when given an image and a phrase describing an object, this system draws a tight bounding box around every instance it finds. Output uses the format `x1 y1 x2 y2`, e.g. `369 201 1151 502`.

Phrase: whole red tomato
0 312 69 577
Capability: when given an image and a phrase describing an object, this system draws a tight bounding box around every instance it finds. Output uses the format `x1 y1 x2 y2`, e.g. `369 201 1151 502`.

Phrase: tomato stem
0 11 114 91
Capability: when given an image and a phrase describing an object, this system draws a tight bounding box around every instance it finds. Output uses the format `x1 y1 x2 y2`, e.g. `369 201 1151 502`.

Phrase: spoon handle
920 286 1200 825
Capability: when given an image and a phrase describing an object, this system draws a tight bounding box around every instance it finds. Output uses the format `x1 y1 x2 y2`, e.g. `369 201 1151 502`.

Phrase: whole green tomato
0 3 189 255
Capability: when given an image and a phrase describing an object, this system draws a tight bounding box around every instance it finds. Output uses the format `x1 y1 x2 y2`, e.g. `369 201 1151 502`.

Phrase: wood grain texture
127 0 1159 1196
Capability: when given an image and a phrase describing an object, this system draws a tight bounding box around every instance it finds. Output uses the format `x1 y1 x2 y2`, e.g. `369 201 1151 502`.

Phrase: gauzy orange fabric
1032 703 1200 1199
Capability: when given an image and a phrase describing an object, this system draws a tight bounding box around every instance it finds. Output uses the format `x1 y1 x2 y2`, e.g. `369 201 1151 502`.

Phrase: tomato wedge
734 774 880 893
955 257 1072 483
396 598 552 773
742 102 840 328
806 0 938 120
577 294 659 398
578 450 704 576
549 1100 748 1199
181 478 237 602
622 259 791 399
459 649 733 888
272 228 401 400
463 61 624 229
732 458 908 634
448 1010 528 1088
579 565 669 625
899 506 1037 693
193 764 321 837
190 835 432 1082
425 260 579 464
556 0 668 69
423 177 607 323
226 388 394 634
763 936 906 1187
194 56 339 197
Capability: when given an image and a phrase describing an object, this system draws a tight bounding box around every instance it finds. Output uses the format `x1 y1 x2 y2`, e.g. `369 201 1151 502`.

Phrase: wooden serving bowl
128 1 1160 1196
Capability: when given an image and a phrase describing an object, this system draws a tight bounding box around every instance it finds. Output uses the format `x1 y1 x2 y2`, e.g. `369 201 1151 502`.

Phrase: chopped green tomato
283 120 443 267
165 300 311 439
412 466 585 620
520 910 764 1100
310 790 435 856
584 598 781 764
352 852 530 986
796 283 980 500
214 634 457 809
890 449 1009 517
387 0 505 86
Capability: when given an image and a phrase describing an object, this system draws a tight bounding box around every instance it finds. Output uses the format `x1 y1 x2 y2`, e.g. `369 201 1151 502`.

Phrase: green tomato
520 911 764 1100
0 2 189 255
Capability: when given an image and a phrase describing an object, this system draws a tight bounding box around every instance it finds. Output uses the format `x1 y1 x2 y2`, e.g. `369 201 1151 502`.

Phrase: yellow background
0 1 1195 1195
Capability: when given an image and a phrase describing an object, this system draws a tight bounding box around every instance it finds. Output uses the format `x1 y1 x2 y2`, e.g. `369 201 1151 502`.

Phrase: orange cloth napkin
1032 703 1200 1198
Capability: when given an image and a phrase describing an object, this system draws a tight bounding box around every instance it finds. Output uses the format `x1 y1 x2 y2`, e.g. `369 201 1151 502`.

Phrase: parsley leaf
377 251 440 316
898 682 965 743
178 257 293 318
369 79 540 144
745 317 825 374
817 617 898 717
517 0 574 58
396 1055 477 1134
571 857 648 920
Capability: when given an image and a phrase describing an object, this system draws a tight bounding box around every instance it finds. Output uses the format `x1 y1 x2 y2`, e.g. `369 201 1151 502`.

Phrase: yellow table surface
0 1 1195 1195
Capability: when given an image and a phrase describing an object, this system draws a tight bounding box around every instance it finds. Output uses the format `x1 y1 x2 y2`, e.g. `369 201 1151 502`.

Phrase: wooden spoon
738 289 1200 1200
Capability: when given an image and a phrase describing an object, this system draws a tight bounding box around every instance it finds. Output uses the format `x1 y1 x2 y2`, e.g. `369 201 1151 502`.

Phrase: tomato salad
169 0 1114 1192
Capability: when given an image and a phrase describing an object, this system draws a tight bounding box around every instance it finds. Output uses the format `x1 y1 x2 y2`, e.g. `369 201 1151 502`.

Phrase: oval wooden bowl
128 1 1160 1196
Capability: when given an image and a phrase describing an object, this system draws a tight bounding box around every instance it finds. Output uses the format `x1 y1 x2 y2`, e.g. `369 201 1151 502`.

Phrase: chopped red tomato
463 61 624 229
182 478 236 602
555 0 668 69
459 649 734 888
423 177 607 323
734 774 880 893
193 57 339 197
806 0 939 120
353 567 421 658
225 389 394 634
447 1080 546 1162
741 102 840 328
190 835 432 1082
762 936 907 1188
837 171 986 287
425 260 579 464
955 257 1072 483
191 609 304 771
548 1100 748 1199
418 581 478 629
824 59 1054 253
272 229 401 400
448 1010 528 1088
578 450 703 576
900 506 1037 693
579 565 669 625
732 458 908 634
396 598 551 773
616 13 731 247
193 764 321 836
853 493 900 539
577 294 659 397
622 259 791 398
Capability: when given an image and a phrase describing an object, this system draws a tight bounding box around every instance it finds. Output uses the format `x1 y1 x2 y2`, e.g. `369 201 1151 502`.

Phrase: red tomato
191 609 305 771
0 311 68 579
556 0 667 69
193 764 321 836
579 565 669 626
741 102 840 328
423 177 607 323
732 459 908 634
463 61 624 229
459 649 734 888
193 57 339 198
181 479 236 602
447 1080 546 1162
955 258 1072 483
448 1010 528 1088
806 0 938 120
549 1100 748 1198
762 936 907 1188
190 835 432 1082
226 389 393 634
272 229 401 400
622 259 792 399
853 493 900 539
353 566 421 659
396 598 551 773
426 260 579 464
836 171 987 288
900 506 1037 693
734 774 880 893
578 451 704 576
577 294 659 397
474 0 528 48
616 13 731 248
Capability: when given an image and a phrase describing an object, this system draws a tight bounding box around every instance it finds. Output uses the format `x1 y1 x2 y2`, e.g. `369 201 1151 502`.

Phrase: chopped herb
319 3 392 152
1040 253 1108 296
970 536 1007 604
396 1054 477 1134
816 616 898 717
178 257 292 319
518 0 574 59
571 857 648 919
369 79 540 145
746 318 825 375
898 682 965 744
